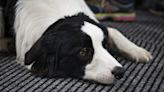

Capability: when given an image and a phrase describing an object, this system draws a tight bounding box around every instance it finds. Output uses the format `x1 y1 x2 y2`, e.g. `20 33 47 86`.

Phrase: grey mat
0 11 164 92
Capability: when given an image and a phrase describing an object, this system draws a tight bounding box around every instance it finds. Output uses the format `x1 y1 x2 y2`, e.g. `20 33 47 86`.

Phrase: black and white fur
0 0 152 84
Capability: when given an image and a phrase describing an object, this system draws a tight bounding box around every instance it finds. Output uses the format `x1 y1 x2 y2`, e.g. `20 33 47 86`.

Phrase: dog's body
0 0 152 84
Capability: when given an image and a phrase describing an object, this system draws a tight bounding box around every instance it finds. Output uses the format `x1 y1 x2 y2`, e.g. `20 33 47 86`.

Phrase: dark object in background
0 38 15 54
150 1 164 16
136 0 164 16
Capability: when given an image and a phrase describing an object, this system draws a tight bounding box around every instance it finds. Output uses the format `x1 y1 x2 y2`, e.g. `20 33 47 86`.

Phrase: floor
0 11 164 92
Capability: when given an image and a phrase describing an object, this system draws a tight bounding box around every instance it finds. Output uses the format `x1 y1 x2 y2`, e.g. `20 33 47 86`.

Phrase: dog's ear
30 53 48 76
25 39 44 65
30 47 63 77
30 54 58 77
25 34 64 77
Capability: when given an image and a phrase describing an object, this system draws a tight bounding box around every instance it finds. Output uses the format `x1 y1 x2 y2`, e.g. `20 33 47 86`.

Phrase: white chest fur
14 0 97 62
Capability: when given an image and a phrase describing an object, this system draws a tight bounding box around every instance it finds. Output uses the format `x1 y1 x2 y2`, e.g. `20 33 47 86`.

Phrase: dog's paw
127 47 152 62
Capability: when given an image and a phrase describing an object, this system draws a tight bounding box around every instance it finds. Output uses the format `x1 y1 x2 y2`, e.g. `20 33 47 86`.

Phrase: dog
0 0 152 84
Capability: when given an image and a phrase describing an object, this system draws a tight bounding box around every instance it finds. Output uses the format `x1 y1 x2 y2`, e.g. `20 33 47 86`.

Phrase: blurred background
86 0 164 22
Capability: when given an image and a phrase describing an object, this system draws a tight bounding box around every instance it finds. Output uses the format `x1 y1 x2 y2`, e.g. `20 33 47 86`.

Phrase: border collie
0 0 152 84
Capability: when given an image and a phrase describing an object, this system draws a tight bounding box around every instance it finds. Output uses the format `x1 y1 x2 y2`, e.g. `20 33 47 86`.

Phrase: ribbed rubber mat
0 11 164 92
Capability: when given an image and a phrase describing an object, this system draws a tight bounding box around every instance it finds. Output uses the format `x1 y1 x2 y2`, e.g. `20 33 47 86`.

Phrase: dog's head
25 14 125 84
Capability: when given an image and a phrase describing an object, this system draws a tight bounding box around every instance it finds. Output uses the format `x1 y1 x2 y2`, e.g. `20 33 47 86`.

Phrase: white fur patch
15 0 98 63
108 28 152 62
81 22 122 84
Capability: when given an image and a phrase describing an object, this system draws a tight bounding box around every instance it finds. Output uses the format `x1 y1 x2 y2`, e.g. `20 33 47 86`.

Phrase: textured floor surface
0 11 164 92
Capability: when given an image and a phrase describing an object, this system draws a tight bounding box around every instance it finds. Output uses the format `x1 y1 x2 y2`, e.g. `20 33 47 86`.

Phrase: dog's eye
79 48 88 57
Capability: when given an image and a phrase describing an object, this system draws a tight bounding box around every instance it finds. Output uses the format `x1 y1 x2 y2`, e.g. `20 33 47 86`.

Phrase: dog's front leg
107 28 152 62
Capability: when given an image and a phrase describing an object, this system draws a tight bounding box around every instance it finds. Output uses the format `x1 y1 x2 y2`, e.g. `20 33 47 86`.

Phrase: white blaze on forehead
81 22 105 63
81 22 122 84
81 22 104 45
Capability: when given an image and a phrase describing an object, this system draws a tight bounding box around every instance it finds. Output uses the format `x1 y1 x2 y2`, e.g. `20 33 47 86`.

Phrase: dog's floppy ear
30 53 48 76
25 39 44 65
29 45 62 77
25 33 64 77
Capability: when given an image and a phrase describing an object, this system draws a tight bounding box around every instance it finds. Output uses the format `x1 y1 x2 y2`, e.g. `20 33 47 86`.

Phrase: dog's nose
112 66 125 79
